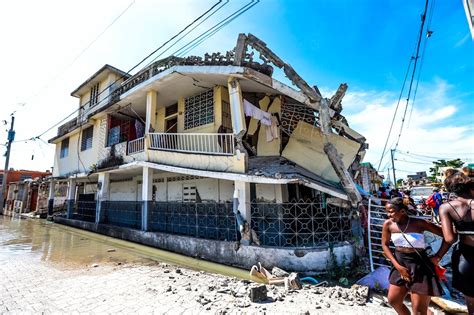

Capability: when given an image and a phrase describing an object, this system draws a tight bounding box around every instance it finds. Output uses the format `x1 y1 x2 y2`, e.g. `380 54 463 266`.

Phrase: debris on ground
249 285 268 302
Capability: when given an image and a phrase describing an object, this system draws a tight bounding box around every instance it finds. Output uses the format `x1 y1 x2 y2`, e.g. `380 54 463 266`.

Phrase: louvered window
81 126 93 151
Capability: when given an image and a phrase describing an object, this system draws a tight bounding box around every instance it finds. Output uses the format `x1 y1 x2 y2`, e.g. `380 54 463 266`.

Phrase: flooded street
0 216 394 314
0 216 155 269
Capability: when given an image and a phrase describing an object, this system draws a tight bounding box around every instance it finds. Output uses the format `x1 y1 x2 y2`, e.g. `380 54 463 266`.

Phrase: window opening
60 138 69 158
90 83 100 107
81 126 94 151
184 89 214 130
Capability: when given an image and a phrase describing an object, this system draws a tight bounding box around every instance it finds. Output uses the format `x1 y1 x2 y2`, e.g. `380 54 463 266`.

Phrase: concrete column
234 180 251 223
141 166 153 231
227 78 246 137
275 184 288 203
66 179 77 219
47 180 56 216
96 172 110 224
144 90 158 161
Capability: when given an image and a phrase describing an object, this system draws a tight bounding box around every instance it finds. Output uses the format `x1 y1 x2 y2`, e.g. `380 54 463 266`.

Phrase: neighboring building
407 171 427 181
47 34 367 272
0 169 51 208
355 162 384 194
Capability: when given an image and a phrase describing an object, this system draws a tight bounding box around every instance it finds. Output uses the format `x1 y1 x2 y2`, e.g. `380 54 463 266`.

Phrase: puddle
0 216 256 281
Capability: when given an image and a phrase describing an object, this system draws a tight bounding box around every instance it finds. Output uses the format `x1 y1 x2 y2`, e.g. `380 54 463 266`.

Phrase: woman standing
382 197 448 315
439 171 474 314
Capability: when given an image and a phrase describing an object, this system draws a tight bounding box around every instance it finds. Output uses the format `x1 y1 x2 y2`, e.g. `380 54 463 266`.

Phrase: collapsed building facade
48 34 367 271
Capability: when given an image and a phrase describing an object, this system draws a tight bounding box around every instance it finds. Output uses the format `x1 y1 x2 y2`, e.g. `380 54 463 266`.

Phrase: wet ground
0 215 398 314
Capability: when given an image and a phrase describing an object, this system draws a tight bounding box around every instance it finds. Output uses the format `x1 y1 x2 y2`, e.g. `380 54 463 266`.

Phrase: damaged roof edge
70 64 131 97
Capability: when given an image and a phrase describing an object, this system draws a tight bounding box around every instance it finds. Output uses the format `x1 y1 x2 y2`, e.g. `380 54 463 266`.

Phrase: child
382 197 449 315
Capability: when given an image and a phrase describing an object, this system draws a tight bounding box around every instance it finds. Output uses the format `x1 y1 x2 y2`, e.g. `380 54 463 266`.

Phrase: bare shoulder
382 219 392 229
439 202 451 215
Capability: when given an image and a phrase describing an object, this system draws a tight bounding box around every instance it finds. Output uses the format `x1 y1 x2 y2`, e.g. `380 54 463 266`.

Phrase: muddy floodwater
1 215 400 314
0 215 251 279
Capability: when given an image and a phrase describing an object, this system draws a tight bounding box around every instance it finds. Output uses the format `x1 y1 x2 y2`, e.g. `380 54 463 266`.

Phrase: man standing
431 188 443 217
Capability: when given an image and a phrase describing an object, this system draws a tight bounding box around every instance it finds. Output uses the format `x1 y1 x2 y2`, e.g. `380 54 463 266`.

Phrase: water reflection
0 216 153 269
0 216 255 281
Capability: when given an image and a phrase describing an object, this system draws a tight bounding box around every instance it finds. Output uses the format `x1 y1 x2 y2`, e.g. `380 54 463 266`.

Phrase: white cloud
343 79 474 178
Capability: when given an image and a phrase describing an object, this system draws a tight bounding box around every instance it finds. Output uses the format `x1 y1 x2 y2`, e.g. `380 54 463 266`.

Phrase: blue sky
0 0 472 178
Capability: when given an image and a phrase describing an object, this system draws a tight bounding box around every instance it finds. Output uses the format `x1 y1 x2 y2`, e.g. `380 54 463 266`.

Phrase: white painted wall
53 118 104 177
110 179 137 201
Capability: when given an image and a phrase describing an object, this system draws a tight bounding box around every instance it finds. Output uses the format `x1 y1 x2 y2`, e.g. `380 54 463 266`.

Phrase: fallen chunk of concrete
272 266 289 278
249 285 268 302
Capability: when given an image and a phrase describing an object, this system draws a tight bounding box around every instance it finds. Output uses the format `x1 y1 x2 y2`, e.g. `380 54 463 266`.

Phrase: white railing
127 137 145 155
148 133 235 156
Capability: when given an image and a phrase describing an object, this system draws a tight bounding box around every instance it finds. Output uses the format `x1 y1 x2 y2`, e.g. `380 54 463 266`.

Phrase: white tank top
391 233 425 249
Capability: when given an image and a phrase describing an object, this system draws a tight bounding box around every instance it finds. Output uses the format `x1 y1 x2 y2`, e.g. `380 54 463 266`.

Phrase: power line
407 0 435 128
10 0 136 114
11 0 224 144
175 0 259 57
143 0 230 67
376 56 414 171
393 0 431 151
376 0 431 171
394 158 432 165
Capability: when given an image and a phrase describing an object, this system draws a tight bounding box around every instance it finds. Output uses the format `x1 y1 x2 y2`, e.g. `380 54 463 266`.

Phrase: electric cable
407 0 435 128
10 0 223 144
393 0 430 151
9 0 136 114
377 0 430 171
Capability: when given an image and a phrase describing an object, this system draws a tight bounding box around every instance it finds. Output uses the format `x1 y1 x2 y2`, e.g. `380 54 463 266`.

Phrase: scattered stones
324 302 331 308
271 267 290 278
175 269 182 274
165 286 172 292
91 263 99 268
163 269 170 273
249 285 268 303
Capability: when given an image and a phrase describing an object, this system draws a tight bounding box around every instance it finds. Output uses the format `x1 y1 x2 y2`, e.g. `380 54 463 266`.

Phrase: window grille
90 83 100 107
81 126 94 151
184 89 214 130
60 138 69 158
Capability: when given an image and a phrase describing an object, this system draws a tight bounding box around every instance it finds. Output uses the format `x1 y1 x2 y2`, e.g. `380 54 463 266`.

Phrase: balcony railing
127 137 145 155
57 118 78 137
148 133 235 156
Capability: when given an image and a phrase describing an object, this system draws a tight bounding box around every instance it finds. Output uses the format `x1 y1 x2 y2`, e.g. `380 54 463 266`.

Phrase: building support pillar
47 180 56 216
141 166 153 231
227 77 246 137
66 179 77 219
96 172 110 224
233 180 251 224
144 90 158 160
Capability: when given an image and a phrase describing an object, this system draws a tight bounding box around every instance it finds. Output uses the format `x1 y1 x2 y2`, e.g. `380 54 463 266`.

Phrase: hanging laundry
265 116 280 142
135 119 145 138
243 99 272 126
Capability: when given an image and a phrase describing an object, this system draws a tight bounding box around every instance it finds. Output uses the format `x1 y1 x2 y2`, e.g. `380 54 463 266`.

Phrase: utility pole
390 149 397 188
0 115 15 213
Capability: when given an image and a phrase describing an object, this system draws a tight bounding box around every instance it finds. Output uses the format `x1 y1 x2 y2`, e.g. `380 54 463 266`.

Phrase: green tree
429 159 464 179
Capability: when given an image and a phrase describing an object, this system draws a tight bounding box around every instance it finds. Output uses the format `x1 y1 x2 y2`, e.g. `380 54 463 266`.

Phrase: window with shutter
81 126 94 151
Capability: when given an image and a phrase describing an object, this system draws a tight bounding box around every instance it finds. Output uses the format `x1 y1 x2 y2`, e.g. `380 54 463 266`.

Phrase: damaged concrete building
48 34 367 272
